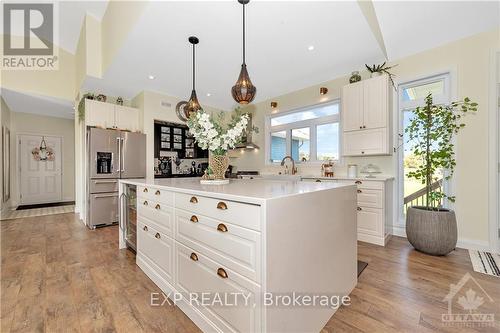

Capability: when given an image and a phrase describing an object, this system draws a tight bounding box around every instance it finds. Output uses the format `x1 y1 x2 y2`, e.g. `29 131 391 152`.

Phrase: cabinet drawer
357 207 383 237
90 179 118 193
175 242 260 333
357 189 383 209
338 179 384 190
89 193 118 227
342 127 388 156
137 220 174 284
175 209 260 283
138 186 174 206
176 193 261 231
137 198 173 237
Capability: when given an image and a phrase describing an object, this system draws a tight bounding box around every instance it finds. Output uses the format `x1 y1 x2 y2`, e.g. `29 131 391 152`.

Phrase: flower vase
209 153 229 180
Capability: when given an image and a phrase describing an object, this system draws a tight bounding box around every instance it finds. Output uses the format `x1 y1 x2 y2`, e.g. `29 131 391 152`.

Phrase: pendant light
232 0 256 105
184 36 202 117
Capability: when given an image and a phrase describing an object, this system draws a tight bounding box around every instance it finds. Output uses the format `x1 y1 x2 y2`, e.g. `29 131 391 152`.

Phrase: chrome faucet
280 156 298 175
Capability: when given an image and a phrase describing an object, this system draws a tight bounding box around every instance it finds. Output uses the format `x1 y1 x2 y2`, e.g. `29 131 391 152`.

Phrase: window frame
265 100 341 165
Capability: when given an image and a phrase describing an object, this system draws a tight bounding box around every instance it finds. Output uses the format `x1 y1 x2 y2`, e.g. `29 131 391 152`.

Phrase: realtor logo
2 2 58 69
442 273 495 328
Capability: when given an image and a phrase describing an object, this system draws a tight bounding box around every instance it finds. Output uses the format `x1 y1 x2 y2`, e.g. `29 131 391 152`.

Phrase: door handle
94 194 118 199
116 137 121 174
121 137 125 172
94 180 117 184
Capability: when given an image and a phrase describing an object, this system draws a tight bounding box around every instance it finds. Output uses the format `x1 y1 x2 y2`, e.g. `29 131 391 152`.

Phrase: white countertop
120 177 354 204
301 175 395 181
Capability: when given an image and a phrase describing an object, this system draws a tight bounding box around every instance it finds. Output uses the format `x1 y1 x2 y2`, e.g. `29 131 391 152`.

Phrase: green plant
405 93 478 209
365 62 397 89
78 93 95 122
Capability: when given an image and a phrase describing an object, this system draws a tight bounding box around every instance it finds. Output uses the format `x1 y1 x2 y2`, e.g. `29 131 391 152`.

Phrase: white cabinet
85 99 140 132
342 74 391 156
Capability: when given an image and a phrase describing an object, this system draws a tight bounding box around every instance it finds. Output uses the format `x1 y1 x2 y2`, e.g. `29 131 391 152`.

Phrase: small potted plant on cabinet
405 93 477 255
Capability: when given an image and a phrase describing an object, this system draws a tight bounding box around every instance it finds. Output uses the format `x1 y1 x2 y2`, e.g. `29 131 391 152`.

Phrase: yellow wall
235 28 499 246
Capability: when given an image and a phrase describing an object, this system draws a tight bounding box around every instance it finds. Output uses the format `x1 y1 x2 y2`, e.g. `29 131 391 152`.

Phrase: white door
341 81 364 131
19 135 62 204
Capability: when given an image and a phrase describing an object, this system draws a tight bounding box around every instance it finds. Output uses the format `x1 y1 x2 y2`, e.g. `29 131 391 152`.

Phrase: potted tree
405 93 477 256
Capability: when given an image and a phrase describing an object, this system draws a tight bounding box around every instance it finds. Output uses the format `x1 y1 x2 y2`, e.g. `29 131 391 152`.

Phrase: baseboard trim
391 224 493 252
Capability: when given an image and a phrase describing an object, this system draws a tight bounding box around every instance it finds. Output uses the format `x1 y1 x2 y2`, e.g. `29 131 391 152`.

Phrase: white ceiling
0 0 108 54
1 89 74 119
83 0 499 111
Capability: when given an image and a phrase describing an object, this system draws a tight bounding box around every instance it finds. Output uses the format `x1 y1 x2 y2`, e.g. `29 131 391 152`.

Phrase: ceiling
1 88 74 119
84 0 499 111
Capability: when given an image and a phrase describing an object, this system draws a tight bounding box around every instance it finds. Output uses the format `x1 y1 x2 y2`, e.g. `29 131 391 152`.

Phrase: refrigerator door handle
116 137 121 175
121 137 125 172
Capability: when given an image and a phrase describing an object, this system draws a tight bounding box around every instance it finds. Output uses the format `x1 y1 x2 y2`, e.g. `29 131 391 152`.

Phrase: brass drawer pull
357 189 362 193
190 252 198 261
357 207 362 211
155 204 161 210
217 223 228 233
143 188 148 193
217 268 228 279
155 232 161 239
355 181 362 185
315 179 322 183
143 225 148 231
190 215 199 223
217 201 228 210
155 190 161 195
143 200 148 206
190 196 198 204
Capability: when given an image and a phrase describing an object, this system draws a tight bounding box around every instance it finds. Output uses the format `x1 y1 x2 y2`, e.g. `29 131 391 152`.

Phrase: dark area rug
357 260 368 277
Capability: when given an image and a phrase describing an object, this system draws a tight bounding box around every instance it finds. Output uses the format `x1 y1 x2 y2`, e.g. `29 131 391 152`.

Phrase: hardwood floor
1 213 499 332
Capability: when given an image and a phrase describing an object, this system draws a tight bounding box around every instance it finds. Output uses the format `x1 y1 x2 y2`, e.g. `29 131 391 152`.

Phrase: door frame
488 49 500 253
17 132 64 206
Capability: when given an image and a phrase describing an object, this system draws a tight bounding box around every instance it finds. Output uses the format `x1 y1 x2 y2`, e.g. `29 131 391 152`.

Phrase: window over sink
267 100 340 164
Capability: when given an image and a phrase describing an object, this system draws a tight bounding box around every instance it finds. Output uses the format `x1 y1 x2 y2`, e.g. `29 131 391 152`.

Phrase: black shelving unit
154 121 208 160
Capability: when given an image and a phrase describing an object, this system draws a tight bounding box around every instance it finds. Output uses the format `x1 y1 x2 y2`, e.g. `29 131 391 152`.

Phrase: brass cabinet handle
217 223 228 233
143 200 148 206
155 232 161 239
143 225 148 231
217 268 228 279
355 181 362 185
357 189 362 193
361 151 365 154
315 179 322 183
190 196 198 204
217 201 228 210
190 215 199 223
190 252 198 261
143 188 148 193
155 204 160 210
357 207 362 211
155 190 161 195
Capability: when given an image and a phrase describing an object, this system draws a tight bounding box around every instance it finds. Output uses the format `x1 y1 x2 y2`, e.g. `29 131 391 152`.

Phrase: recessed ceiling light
308 45 314 51
148 75 155 80
206 93 211 97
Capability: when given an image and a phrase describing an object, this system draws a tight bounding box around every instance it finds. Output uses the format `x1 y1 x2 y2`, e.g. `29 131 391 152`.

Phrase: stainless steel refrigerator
87 128 146 229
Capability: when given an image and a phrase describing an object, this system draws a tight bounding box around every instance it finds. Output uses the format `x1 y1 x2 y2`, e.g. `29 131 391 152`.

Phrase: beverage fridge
87 128 145 229
120 184 137 251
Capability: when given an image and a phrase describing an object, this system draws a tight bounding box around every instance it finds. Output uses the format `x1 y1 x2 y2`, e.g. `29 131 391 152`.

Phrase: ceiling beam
357 0 388 60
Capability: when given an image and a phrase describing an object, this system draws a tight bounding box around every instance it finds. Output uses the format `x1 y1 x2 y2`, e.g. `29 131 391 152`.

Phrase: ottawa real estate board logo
2 2 59 70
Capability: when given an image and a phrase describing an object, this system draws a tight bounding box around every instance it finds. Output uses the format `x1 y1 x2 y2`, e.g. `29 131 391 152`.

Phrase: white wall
10 112 75 207
0 97 12 215
234 28 499 249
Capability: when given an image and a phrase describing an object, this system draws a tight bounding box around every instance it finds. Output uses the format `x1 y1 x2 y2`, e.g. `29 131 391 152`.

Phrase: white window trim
265 100 341 165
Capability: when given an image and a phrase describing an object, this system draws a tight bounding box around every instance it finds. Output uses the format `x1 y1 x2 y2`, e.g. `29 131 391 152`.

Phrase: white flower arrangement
187 109 250 156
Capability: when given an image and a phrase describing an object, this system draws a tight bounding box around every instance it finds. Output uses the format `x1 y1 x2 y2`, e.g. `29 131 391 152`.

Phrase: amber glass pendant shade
185 36 202 117
232 64 256 105
232 0 256 105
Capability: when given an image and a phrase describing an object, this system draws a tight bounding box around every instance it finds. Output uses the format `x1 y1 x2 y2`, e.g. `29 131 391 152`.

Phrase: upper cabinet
342 74 391 156
85 99 140 132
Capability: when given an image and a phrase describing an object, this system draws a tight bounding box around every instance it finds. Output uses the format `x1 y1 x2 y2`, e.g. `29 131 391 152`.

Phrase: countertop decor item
321 160 334 177
231 0 256 105
184 36 202 117
360 163 381 178
347 164 358 178
187 109 250 184
405 93 477 256
349 71 361 83
365 62 397 89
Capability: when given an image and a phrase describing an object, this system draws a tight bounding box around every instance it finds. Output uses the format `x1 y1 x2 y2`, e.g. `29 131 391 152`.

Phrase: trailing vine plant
405 93 477 210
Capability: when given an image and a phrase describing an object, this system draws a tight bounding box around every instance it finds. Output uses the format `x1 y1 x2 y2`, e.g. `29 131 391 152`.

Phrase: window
266 101 340 163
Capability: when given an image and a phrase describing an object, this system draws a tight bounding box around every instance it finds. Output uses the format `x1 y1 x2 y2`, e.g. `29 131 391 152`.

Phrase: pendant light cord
242 2 246 65
192 43 196 90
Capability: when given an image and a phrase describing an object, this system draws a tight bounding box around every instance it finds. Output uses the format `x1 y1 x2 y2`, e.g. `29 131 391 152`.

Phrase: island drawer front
175 209 261 283
175 241 260 333
137 220 174 284
137 199 173 237
338 180 384 190
138 186 174 206
357 189 383 209
175 193 261 231
357 207 383 237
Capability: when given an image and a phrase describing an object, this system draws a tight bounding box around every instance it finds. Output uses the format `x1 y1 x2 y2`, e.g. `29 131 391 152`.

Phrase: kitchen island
118 178 357 333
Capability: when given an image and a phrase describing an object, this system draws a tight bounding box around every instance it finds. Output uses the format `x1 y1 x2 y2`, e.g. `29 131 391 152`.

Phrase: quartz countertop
301 175 395 181
120 177 354 204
